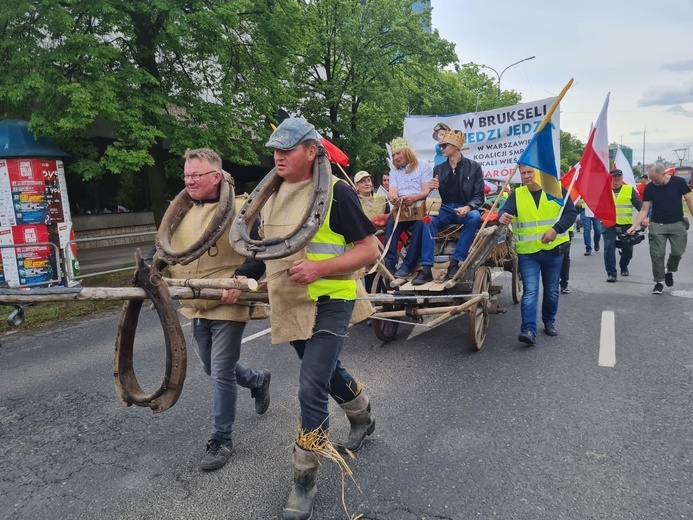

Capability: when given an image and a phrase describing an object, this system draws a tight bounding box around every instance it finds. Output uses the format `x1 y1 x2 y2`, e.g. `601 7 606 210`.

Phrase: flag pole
535 78 574 133
556 163 582 221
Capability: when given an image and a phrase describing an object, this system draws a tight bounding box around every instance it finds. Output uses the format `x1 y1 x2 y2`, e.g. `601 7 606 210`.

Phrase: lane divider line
242 327 272 344
599 310 616 367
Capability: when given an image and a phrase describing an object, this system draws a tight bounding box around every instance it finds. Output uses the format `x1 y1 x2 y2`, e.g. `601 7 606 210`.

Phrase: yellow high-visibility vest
305 179 357 301
513 186 570 254
614 185 634 226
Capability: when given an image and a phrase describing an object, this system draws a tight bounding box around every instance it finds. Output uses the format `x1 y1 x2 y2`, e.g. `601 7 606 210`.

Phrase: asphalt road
1 232 692 520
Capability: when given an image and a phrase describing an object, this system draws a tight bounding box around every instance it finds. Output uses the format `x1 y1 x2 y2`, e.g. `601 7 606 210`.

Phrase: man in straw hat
413 129 485 285
161 148 271 472
240 118 379 519
384 136 433 278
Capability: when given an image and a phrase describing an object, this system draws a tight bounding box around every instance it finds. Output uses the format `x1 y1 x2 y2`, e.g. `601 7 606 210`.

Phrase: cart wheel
369 272 399 342
511 256 522 304
469 266 491 350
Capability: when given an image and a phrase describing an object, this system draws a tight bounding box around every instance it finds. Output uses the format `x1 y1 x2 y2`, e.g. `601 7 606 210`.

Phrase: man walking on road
164 148 271 471
603 168 643 282
498 164 577 345
627 164 693 294
579 199 602 255
241 118 379 519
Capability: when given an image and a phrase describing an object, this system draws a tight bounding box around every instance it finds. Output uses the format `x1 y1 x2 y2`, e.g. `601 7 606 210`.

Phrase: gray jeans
193 318 265 441
648 220 688 282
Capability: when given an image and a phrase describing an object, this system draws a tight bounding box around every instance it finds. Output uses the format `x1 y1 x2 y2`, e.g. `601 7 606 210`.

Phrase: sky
430 0 693 166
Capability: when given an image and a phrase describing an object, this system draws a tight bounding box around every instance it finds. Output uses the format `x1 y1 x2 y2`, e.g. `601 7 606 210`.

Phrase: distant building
412 0 432 14
359 0 432 33
609 143 633 167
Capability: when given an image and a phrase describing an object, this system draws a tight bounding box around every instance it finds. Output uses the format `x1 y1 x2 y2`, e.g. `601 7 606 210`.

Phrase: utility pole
673 146 690 166
642 127 646 176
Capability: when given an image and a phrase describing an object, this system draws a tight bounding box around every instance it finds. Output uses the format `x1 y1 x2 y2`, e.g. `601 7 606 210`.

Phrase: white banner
403 97 560 181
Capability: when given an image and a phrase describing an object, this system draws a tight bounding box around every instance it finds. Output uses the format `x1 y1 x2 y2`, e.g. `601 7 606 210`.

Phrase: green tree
559 130 584 173
0 0 293 223
282 0 457 172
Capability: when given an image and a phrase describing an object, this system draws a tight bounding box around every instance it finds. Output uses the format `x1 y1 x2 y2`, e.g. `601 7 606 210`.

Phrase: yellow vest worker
497 165 577 345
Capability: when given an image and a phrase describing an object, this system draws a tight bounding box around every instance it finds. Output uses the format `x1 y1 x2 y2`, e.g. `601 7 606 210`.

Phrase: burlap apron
262 177 373 344
169 198 252 322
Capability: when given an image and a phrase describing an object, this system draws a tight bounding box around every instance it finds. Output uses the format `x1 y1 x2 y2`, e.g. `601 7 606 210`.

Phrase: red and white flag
614 146 636 186
574 94 616 227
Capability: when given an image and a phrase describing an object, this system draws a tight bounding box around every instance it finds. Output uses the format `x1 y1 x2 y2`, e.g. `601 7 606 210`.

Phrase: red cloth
320 136 349 166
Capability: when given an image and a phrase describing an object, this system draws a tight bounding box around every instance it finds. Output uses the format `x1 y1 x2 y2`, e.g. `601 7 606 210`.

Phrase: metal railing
1 231 156 327
64 230 157 283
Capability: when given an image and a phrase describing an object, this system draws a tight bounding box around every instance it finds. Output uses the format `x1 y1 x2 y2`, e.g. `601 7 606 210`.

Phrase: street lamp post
481 56 535 98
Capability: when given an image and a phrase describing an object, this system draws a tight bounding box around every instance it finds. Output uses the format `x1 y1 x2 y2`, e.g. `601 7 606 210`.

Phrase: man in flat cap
602 168 643 282
240 117 379 519
413 129 485 285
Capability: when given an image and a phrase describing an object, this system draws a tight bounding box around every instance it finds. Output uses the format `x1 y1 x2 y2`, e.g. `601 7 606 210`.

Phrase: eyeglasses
440 143 450 149
180 170 217 181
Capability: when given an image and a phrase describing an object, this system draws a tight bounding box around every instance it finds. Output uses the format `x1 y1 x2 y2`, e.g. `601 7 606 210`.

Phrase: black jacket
433 156 485 210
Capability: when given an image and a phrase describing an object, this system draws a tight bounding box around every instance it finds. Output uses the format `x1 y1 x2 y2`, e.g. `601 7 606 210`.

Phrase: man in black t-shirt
628 164 693 294
240 117 379 520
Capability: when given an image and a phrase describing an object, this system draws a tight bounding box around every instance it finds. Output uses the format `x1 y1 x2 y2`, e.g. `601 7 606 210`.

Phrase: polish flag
574 94 616 227
560 165 580 202
614 146 636 186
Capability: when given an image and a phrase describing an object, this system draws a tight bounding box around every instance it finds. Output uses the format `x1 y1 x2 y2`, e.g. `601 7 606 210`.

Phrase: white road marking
242 327 272 344
598 310 616 367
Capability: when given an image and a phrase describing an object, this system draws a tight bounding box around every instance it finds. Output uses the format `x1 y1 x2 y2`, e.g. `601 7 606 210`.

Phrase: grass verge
1 270 136 335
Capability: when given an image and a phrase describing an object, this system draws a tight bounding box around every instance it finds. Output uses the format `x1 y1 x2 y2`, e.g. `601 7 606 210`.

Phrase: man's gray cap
265 118 318 150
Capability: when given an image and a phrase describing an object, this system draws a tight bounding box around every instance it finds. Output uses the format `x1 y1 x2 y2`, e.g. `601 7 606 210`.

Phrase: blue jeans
384 216 423 270
421 204 481 265
518 251 563 334
193 319 265 441
581 211 602 251
290 300 359 432
603 225 633 277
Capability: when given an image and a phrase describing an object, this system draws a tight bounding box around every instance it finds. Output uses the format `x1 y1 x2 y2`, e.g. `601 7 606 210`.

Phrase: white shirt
390 161 433 197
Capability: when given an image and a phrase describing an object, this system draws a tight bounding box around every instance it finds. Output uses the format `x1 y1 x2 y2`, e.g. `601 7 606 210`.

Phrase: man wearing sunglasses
413 129 485 285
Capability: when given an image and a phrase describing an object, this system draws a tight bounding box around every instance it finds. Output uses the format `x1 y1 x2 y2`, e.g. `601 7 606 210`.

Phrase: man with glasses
413 129 485 285
166 148 271 471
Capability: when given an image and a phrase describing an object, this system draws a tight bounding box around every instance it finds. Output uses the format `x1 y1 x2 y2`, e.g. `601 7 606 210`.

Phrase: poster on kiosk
0 120 75 287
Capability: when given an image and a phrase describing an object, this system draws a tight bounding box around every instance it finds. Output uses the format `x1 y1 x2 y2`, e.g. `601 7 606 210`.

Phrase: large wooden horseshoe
113 253 186 414
156 170 235 266
230 149 332 260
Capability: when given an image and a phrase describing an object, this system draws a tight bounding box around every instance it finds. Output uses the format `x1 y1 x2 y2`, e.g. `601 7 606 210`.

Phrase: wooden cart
367 222 522 350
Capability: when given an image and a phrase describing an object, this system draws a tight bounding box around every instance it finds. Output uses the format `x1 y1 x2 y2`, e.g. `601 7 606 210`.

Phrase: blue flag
517 122 563 204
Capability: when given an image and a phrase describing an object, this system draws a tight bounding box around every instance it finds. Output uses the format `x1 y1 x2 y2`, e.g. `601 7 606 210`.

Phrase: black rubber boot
412 266 433 285
446 260 460 280
282 445 319 520
336 392 375 453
